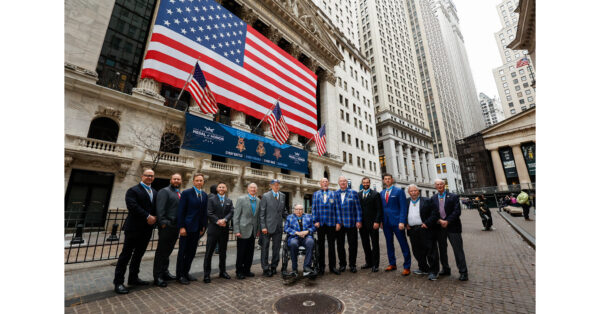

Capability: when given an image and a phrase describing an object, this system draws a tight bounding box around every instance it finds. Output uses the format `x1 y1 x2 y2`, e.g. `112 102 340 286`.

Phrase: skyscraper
479 92 506 128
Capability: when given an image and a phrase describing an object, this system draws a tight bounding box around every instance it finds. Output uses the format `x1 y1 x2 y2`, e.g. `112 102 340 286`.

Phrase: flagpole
177 56 201 112
252 97 280 133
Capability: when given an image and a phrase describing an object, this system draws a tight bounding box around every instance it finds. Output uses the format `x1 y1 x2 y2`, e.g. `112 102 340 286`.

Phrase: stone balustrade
201 159 242 177
65 134 134 159
276 173 301 185
243 167 274 182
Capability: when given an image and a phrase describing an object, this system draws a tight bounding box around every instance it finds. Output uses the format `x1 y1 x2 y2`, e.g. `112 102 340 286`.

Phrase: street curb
498 211 535 249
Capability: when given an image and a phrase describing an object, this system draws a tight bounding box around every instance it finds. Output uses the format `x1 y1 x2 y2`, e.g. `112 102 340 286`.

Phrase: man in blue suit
380 173 411 276
175 173 208 285
284 204 317 277
334 176 362 273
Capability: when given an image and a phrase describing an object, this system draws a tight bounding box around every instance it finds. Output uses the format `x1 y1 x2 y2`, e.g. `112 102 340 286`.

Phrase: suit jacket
259 191 287 234
405 197 439 228
233 194 260 239
156 186 180 228
380 186 408 226
284 214 316 238
334 189 362 228
359 189 383 227
177 187 208 233
124 183 157 232
430 191 462 233
206 194 234 235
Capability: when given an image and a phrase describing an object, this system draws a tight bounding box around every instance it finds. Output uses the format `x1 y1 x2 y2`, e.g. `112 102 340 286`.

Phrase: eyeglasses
143 174 154 177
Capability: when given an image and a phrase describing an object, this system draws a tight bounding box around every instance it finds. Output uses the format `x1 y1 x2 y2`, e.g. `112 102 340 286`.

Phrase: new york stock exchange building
64 0 392 236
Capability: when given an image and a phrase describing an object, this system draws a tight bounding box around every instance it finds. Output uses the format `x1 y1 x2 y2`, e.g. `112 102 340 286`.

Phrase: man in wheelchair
281 204 318 279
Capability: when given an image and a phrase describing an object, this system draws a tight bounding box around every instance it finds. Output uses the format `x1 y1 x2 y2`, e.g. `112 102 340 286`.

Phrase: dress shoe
428 273 439 281
459 273 469 281
263 269 273 277
401 268 411 276
317 269 325 276
203 275 211 283
186 274 198 281
371 266 379 273
154 278 167 287
360 264 372 270
163 272 177 281
178 277 190 285
413 269 427 275
219 272 231 279
349 266 357 273
271 267 278 275
128 278 150 286
244 272 255 277
439 269 451 276
114 284 129 294
384 265 397 272
236 273 245 280
330 268 341 275
339 265 346 272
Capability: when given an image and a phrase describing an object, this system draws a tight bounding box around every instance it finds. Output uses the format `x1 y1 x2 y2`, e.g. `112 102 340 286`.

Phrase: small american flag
188 62 218 114
266 101 289 145
313 124 326 156
516 57 530 68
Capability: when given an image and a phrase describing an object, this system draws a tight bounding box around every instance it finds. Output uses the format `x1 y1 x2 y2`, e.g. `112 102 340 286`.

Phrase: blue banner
182 113 308 173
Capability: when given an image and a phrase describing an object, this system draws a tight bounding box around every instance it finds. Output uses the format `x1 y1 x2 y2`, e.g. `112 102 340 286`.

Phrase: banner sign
499 148 518 178
182 113 308 173
521 143 535 176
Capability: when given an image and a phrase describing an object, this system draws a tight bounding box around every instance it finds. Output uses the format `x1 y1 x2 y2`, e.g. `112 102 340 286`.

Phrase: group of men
113 168 468 294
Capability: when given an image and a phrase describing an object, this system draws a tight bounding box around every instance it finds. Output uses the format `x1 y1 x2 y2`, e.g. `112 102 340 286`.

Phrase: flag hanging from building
266 101 289 145
188 62 219 114
140 0 318 139
516 57 530 68
313 124 326 156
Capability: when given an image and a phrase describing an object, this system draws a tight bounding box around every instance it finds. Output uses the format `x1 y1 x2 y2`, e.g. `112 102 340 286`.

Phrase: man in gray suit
233 182 261 279
259 179 287 277
152 173 182 287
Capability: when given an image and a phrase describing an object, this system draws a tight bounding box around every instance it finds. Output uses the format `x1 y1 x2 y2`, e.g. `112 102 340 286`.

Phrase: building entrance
65 169 114 232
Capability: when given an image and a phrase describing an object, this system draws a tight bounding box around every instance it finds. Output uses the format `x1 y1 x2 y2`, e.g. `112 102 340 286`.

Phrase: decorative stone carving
117 162 131 179
267 28 283 43
132 78 165 102
231 110 251 132
95 106 122 121
65 62 98 79
164 123 184 137
240 7 259 25
323 71 337 85
288 45 302 59
65 155 73 168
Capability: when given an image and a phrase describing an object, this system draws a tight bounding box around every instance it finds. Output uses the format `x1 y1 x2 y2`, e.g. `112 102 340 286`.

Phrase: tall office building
492 0 536 118
405 0 466 192
479 92 505 128
430 0 485 135
356 0 437 196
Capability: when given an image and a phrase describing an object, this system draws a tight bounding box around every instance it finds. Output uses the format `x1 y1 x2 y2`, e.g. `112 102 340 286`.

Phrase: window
527 96 533 102
525 90 531 95
501 76 506 81
513 79 519 84
340 109 344 119
343 151 347 162
519 99 525 104
510 109 516 114
504 89 510 95
349 153 353 165
159 133 181 154
87 117 119 142
436 164 441 174
515 86 521 91
442 163 447 173
517 92 523 97
503 82 508 88
507 96 512 101
511 72 517 78
521 76 527 81
508 102 514 107
341 131 346 142
519 69 525 74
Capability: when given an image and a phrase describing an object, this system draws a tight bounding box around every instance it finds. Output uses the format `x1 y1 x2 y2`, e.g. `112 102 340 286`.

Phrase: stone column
413 150 423 183
421 151 430 183
405 145 415 182
511 144 532 185
230 109 251 132
383 139 398 177
132 77 165 104
319 71 338 156
289 133 301 147
490 148 508 188
397 144 406 181
427 152 436 182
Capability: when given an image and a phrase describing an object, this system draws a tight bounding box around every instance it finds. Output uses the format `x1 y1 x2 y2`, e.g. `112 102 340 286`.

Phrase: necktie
439 197 446 219
385 190 390 203
197 193 202 201
177 192 181 199
275 193 279 200
298 218 303 231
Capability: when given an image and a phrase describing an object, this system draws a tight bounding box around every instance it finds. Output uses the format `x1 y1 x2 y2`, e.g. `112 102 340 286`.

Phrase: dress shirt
407 198 423 226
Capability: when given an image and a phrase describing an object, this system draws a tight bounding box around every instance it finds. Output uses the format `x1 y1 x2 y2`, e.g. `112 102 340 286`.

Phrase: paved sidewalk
66 210 535 313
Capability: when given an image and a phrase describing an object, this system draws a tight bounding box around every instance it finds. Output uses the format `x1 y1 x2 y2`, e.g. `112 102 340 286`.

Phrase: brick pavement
65 209 535 313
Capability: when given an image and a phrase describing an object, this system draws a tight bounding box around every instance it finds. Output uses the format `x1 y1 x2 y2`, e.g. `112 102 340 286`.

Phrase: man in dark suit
203 182 234 283
152 173 182 287
259 179 287 277
405 184 440 281
431 179 468 281
358 177 383 272
334 176 362 273
380 173 411 276
175 173 208 285
233 182 261 279
113 168 157 294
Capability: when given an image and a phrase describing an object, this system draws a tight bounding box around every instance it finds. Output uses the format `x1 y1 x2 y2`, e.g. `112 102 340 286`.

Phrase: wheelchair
280 233 320 282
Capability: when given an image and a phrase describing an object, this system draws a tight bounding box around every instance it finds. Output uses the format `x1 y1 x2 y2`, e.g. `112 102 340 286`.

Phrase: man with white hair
334 176 362 273
233 183 261 279
284 204 317 277
431 179 468 281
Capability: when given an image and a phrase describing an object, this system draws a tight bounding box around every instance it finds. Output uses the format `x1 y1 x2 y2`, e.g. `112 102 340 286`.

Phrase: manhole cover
274 293 343 314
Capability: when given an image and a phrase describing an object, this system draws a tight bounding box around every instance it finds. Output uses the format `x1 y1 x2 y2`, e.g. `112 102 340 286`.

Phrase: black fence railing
64 209 235 264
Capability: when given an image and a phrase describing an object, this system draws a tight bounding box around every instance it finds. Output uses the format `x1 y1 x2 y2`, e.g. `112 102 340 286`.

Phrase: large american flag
141 0 318 138
266 101 289 145
187 62 218 114
313 124 326 156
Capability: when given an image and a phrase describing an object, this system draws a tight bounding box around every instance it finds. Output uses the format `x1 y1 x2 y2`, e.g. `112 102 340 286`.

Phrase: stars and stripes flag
266 101 289 145
313 124 326 156
516 57 530 68
140 0 318 139
187 62 218 114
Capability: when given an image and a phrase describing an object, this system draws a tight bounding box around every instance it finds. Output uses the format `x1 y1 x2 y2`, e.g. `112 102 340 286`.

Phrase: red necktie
177 192 181 199
385 190 390 203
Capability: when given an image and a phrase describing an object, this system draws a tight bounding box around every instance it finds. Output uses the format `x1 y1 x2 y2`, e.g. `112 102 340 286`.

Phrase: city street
65 209 535 313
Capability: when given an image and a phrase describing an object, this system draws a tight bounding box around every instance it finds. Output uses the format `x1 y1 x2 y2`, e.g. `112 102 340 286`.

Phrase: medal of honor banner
182 113 308 173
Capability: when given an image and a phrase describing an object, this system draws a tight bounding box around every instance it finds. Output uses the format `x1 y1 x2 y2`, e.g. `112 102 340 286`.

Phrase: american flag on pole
188 62 218 114
313 124 326 156
140 0 318 138
266 101 289 145
516 57 530 68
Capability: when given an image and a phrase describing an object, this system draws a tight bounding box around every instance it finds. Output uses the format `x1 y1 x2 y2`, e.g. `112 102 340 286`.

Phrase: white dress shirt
408 199 423 226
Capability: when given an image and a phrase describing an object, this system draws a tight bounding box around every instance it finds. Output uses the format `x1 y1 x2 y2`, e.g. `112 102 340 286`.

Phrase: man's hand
356 222 362 229
421 223 427 229
200 227 206 237
262 228 268 234
440 220 448 228
147 215 156 225
217 219 226 227
335 224 341 231
180 227 187 237
373 223 380 230
398 223 405 230
314 222 320 228
161 224 166 229
236 232 242 238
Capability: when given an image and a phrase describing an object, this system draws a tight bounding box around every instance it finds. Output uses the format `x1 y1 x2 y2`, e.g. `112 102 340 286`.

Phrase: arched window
87 117 119 142
159 133 181 154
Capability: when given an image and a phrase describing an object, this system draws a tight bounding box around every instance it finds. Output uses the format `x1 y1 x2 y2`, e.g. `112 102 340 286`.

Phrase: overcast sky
450 0 503 99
